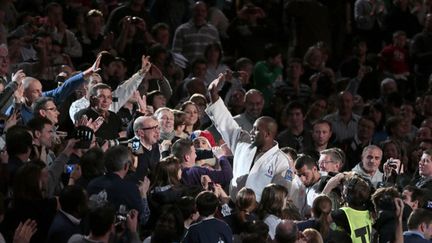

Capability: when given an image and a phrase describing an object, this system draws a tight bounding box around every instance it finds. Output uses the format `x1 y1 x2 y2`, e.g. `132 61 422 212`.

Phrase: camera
232 71 241 78
388 159 398 170
73 126 94 149
115 205 129 226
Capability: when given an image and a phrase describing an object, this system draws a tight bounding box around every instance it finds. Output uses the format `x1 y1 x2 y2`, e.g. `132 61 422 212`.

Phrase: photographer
330 173 374 243
371 187 411 243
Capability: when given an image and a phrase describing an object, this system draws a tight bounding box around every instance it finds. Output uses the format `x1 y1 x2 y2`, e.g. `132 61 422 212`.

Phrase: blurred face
338 92 353 114
318 154 340 172
0 46 9 75
288 108 304 128
369 106 382 125
383 143 399 160
37 123 54 148
269 54 282 67
152 94 167 110
139 118 160 145
400 104 415 122
93 88 112 112
417 127 432 141
288 62 303 79
183 104 199 126
157 110 174 133
187 145 197 163
193 2 208 25
361 148 382 174
296 165 319 187
193 137 211 149
155 28 170 47
402 190 417 210
48 5 63 24
358 118 375 140
24 80 43 104
393 34 406 47
193 63 207 79
419 153 432 177
206 46 221 63
309 99 327 119
244 92 264 119
307 49 323 68
40 101 60 124
87 16 102 36
312 123 332 146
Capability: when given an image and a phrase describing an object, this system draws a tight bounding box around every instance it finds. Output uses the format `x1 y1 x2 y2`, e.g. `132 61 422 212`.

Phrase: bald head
244 89 264 119
257 116 278 138
23 77 43 105
275 220 298 243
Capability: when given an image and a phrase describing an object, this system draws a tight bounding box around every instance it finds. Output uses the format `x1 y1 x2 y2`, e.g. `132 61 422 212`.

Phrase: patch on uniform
265 164 274 178
284 168 293 182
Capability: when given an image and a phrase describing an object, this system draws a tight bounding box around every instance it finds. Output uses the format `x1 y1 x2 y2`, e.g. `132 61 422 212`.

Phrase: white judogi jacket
206 98 301 203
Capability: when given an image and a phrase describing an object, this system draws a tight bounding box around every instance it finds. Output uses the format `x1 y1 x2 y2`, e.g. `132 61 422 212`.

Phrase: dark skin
208 74 277 153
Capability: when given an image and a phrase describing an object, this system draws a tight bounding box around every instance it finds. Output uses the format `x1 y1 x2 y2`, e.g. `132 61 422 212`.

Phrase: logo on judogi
284 168 293 181
265 164 274 178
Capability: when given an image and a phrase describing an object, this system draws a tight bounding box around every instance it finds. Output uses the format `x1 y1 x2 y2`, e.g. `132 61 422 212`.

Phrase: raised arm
205 74 248 152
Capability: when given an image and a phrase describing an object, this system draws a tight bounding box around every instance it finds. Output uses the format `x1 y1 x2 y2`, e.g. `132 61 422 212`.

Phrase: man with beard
205 74 300 203
305 119 333 160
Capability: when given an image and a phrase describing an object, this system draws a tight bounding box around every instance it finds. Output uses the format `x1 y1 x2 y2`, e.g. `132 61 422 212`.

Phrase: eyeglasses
319 160 334 164
44 107 58 111
141 125 159 131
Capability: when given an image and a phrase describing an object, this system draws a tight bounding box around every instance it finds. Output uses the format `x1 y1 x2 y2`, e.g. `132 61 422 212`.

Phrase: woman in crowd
257 184 288 240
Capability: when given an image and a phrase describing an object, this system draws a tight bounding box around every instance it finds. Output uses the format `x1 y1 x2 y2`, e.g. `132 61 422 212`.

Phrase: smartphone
65 164 75 174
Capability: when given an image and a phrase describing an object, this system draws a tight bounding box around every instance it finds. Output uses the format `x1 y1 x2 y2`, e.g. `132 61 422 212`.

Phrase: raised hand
13 219 37 243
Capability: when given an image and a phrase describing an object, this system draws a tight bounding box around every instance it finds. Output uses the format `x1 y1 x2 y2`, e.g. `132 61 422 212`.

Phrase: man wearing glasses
132 115 161 181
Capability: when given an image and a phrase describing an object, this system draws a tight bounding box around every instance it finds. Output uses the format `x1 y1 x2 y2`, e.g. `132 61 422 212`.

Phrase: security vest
341 207 373 243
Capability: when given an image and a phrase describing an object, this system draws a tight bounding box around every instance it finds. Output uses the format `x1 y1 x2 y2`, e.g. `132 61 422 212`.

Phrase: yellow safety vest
340 207 373 243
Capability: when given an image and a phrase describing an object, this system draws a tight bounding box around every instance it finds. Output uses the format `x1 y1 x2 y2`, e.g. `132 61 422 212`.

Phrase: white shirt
206 98 300 203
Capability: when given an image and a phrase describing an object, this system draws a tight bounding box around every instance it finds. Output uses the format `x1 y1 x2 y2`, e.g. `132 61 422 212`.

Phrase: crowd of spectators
0 0 432 243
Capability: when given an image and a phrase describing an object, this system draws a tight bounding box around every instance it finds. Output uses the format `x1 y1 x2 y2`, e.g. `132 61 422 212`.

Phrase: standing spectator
233 89 264 132
352 145 384 187
86 145 151 225
410 13 432 91
324 91 361 143
172 1 220 63
252 43 282 111
277 101 313 153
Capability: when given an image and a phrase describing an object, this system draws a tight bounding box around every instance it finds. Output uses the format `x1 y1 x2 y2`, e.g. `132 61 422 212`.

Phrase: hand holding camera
383 158 402 177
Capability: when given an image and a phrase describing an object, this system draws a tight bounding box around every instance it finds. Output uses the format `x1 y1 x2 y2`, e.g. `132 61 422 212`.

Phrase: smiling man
77 83 122 140
352 145 384 187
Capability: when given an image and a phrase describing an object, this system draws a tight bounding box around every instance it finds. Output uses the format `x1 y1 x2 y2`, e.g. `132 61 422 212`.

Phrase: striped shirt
172 21 220 62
